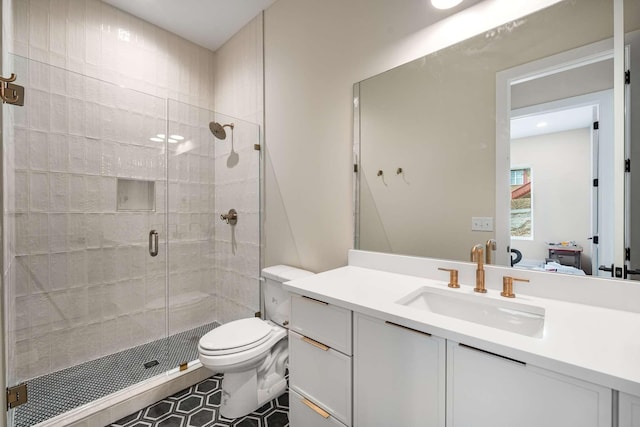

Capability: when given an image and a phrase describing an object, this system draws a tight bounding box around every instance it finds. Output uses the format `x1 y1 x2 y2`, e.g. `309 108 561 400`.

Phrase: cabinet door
353 313 446 427
620 392 640 427
447 341 612 427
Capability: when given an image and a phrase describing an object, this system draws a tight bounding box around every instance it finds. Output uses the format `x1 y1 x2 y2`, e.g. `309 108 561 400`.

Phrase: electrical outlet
471 217 483 231
482 217 494 232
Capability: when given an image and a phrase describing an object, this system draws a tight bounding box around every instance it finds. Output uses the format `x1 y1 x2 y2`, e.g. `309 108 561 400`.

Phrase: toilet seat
199 318 273 356
198 319 287 371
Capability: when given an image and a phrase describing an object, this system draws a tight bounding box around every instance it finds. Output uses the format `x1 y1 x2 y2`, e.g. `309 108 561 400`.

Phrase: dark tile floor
108 374 290 427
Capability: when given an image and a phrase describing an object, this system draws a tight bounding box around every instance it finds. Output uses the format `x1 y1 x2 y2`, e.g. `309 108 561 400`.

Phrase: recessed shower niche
117 178 156 211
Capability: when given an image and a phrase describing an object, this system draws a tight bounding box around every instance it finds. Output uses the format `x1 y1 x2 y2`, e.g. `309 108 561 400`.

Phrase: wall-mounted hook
377 170 384 177
396 167 403 175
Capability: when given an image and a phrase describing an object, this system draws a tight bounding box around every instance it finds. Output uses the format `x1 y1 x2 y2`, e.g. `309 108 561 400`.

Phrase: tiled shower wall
3 0 262 382
213 16 264 324
11 0 216 109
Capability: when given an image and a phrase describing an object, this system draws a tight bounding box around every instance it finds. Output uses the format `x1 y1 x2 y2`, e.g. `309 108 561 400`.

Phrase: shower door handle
149 230 159 257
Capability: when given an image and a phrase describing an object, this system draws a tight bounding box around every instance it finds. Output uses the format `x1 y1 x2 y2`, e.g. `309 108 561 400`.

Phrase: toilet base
220 370 287 419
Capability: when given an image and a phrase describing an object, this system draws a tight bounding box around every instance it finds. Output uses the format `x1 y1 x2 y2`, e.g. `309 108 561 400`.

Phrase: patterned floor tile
109 374 289 427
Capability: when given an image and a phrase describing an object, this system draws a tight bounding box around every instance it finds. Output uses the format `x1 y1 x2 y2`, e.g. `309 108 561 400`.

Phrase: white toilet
198 265 314 419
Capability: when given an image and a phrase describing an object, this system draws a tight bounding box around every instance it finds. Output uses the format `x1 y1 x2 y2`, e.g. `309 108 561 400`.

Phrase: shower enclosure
3 54 261 426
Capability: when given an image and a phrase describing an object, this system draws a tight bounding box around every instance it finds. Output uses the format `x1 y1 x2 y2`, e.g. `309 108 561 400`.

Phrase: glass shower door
166 100 261 353
3 55 169 426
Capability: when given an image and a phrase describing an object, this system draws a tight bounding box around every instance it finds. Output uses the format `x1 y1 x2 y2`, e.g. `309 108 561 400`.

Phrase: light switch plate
472 217 493 232
481 217 493 231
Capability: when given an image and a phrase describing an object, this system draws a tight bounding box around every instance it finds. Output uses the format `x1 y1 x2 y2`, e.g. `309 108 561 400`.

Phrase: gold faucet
438 267 460 288
470 244 486 293
501 276 530 298
485 239 497 264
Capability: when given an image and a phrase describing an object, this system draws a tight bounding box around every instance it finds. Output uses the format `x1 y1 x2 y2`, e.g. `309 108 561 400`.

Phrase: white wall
511 128 592 271
263 0 575 273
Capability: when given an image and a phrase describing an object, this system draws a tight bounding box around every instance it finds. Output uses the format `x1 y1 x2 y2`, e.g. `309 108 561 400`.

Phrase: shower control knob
221 209 238 225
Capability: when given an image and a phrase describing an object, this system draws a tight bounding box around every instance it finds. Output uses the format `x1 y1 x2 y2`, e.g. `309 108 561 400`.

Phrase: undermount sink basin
396 287 545 338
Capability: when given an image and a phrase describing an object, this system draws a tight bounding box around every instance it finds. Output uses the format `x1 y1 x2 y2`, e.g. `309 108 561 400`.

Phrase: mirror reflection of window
510 168 532 239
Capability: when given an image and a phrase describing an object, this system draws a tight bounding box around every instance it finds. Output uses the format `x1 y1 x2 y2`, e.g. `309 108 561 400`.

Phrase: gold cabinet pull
301 336 329 351
459 343 526 365
301 397 330 418
385 321 431 336
301 295 329 305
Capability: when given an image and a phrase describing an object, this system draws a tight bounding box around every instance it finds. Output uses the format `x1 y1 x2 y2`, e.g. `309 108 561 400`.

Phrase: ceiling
101 0 484 52
511 106 594 140
101 0 277 51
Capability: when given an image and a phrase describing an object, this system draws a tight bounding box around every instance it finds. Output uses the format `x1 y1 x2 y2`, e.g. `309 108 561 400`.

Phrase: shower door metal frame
0 0 7 420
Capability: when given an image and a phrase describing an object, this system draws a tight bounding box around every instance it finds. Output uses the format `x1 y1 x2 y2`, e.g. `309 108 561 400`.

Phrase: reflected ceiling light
431 0 463 9
536 121 548 128
151 133 183 143
117 28 130 42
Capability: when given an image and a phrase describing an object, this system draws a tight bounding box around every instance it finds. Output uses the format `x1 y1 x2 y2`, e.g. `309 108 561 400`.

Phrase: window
510 168 532 239
511 169 525 185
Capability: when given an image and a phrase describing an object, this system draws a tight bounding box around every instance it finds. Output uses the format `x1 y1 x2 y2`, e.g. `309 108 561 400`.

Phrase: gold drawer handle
302 397 330 419
301 295 329 305
385 321 431 336
301 336 330 351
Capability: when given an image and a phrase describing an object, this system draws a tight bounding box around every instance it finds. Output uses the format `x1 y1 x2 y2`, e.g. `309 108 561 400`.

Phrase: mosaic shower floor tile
13 322 219 427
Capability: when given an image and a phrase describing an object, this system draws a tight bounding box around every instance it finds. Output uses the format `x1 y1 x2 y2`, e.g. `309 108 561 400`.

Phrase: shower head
209 121 234 140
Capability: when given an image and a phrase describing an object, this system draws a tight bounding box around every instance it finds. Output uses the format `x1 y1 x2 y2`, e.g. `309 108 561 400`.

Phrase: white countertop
284 265 640 396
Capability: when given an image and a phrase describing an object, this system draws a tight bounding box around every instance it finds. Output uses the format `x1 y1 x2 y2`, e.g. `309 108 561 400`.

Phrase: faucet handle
501 276 530 298
438 268 460 288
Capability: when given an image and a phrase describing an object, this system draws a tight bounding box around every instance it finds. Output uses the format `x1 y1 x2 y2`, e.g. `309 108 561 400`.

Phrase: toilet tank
262 265 314 327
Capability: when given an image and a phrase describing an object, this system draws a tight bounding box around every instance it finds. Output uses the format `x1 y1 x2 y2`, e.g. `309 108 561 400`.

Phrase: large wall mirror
354 0 640 281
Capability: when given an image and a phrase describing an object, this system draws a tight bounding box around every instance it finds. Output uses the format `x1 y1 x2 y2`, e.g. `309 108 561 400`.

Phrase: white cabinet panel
353 313 446 427
620 392 640 427
289 389 347 427
447 341 612 427
289 330 352 425
290 294 352 355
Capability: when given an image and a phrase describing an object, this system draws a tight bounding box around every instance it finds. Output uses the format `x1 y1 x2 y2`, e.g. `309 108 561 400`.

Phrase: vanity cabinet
289 294 352 427
619 393 640 427
353 313 446 427
446 341 612 427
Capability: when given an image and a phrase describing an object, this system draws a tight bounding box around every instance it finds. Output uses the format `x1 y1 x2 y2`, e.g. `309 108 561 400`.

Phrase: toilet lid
199 318 272 351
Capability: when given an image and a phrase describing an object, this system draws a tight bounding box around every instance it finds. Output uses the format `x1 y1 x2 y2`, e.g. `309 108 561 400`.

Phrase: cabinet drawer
289 331 352 426
289 389 346 427
290 294 352 355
